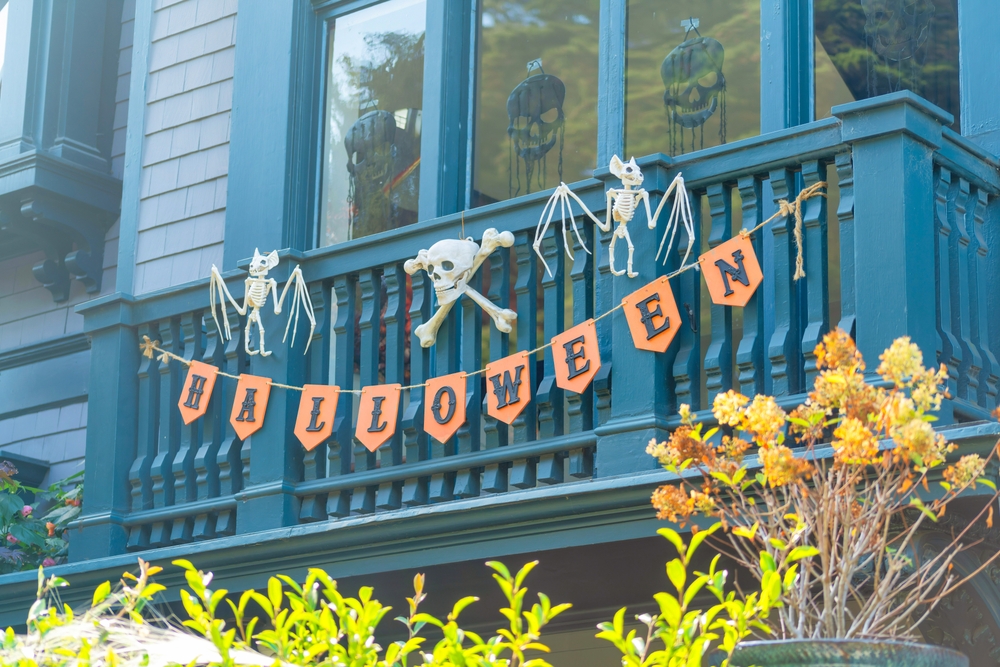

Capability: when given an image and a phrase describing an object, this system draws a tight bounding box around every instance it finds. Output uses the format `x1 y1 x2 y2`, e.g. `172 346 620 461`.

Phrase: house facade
2 0 1000 661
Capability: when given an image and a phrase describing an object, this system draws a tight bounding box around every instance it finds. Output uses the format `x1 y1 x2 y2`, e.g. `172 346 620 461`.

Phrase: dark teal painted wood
537 234 566 483
328 276 357 517
482 248 511 493
351 269 382 514
935 167 961 403
402 271 432 505
833 152 857 338
704 183 733 406
568 224 595 478
950 177 981 402
800 160 829 386
736 176 765 396
299 281 331 523
958 0 1000 154
454 264 483 498
969 190 1000 407
596 0 625 164
510 233 539 488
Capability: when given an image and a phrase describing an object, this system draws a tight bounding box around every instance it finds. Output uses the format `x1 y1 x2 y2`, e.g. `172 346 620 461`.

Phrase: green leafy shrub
0 467 82 574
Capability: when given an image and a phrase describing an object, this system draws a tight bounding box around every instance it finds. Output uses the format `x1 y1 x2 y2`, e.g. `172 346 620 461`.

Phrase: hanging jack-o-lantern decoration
507 59 565 197
661 19 727 157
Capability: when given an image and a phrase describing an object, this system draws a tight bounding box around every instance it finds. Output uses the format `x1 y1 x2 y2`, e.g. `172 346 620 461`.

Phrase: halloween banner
140 177 826 453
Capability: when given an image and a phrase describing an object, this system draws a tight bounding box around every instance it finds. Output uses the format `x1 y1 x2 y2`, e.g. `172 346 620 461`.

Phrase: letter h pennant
178 360 219 425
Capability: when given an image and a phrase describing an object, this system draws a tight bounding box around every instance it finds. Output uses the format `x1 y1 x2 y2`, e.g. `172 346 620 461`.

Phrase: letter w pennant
485 351 531 424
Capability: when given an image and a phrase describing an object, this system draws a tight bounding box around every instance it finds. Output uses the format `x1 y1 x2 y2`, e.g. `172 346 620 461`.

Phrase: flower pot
729 639 968 667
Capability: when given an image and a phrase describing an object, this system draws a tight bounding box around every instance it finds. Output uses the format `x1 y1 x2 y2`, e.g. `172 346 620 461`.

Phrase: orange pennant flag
699 234 763 307
424 373 467 444
229 374 272 440
485 351 531 424
355 384 402 452
551 319 601 394
294 385 340 451
178 360 218 425
622 277 682 353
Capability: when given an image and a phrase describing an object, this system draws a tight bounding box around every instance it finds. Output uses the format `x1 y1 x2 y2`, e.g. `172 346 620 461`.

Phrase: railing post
834 92 947 378
71 297 138 561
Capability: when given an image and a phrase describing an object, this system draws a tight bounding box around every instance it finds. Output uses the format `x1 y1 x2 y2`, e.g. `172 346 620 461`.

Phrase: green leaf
768 538 788 550
172 559 195 571
786 546 820 562
92 581 111 606
267 578 282 611
977 478 997 491
449 596 479 620
909 497 939 523
685 523 720 562
9 524 44 548
666 559 686 593
732 522 759 541
657 528 686 556
759 551 776 574
653 592 681 626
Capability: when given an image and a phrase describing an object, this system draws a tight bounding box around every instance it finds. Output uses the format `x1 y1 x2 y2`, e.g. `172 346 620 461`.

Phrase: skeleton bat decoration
404 228 517 348
209 249 316 357
533 155 695 278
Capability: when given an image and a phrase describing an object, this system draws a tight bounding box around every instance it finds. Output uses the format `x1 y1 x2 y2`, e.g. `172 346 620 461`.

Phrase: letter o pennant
229 374 272 440
424 373 466 444
356 384 402 452
294 385 340 451
178 360 218 425
485 351 531 424
623 277 682 353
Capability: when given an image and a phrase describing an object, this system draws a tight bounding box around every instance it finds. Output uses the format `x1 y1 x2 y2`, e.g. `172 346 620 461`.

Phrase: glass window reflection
472 0 600 208
626 0 760 159
321 0 426 247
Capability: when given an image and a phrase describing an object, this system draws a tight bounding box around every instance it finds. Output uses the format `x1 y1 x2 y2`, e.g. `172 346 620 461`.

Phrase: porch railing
72 91 1000 560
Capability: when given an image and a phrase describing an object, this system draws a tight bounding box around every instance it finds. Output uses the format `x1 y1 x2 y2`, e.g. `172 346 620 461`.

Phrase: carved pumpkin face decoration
861 0 935 62
661 36 726 130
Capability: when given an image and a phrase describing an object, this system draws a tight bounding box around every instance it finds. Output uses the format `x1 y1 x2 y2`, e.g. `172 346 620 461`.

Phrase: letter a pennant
294 385 340 451
623 277 682 353
699 234 763 307
178 360 218 424
424 373 467 444
485 351 531 424
356 385 401 452
229 374 272 440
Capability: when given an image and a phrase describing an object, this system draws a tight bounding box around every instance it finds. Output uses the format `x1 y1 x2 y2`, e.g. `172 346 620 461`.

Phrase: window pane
814 0 959 128
626 1 760 159
472 0 600 208
321 0 426 247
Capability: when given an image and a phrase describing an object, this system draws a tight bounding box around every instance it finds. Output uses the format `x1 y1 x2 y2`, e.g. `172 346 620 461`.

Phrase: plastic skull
506 74 566 163
661 36 726 129
424 238 479 305
861 0 935 61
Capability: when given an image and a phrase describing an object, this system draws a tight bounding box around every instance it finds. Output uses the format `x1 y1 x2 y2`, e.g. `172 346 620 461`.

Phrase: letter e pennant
294 385 340 451
623 277 682 353
356 385 401 452
485 351 531 424
229 374 272 440
699 234 763 307
424 373 467 444
178 360 218 424
550 319 600 394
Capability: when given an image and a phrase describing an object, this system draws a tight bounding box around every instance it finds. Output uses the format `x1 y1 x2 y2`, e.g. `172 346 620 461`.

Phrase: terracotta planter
729 639 968 667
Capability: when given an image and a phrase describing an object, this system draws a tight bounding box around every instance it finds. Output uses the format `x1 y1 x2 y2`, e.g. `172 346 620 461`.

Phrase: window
814 0 960 128
471 0 600 208
625 0 760 158
320 0 426 247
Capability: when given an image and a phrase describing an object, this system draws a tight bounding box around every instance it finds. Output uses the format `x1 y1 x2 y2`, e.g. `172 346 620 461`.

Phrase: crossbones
404 228 517 348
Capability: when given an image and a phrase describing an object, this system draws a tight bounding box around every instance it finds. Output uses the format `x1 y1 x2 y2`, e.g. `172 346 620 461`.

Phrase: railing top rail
937 128 1000 194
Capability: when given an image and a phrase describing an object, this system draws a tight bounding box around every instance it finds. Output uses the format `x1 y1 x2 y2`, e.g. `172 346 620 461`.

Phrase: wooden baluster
299 280 331 522
537 233 566 483
126 322 160 550
192 311 223 539
351 268 381 514
951 177 981 401
593 219 614 427
428 278 459 502
834 153 857 338
376 263 406 509
402 271 432 505
671 190 701 411
454 266 484 498
934 167 961 398
767 169 802 396
568 224 595 478
970 189 999 407
169 312 202 543
736 176 765 397
327 275 356 517
704 183 733 406
800 161 830 388
482 250 511 493
510 233 538 488
214 308 244 536
148 317 180 546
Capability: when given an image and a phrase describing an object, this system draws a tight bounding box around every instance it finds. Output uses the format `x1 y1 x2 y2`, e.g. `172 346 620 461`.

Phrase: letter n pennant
485 351 531 424
294 385 340 451
356 385 401 452
699 234 763 307
229 374 272 440
623 277 682 353
424 373 467 445
550 319 600 394
178 360 218 425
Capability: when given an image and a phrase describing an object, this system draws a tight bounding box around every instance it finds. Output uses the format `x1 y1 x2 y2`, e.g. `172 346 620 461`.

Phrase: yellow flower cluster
943 454 987 488
760 444 812 487
832 417 881 465
711 391 787 447
877 336 925 385
650 484 717 524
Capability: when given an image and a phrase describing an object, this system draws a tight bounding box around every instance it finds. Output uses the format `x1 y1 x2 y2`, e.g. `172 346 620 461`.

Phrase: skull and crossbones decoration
404 229 517 348
534 155 695 278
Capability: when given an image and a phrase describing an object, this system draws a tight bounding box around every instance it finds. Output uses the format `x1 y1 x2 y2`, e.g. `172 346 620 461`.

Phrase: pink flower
21 505 31 518
42 557 56 567
5 534 16 545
